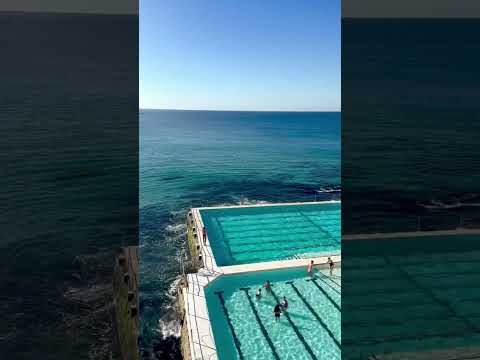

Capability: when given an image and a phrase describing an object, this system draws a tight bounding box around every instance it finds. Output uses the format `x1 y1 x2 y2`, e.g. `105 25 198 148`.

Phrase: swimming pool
343 234 480 359
200 202 340 266
205 266 341 360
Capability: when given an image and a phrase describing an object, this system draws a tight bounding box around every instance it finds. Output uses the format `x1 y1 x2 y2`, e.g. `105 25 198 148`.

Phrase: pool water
200 202 340 266
343 234 480 359
205 266 341 360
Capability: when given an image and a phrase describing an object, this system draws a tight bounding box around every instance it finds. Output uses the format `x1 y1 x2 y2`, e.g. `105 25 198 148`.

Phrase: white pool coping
183 201 341 360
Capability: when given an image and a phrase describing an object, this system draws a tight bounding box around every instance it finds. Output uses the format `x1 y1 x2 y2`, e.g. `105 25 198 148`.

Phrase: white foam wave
419 200 480 209
170 209 187 216
316 188 341 193
157 318 181 339
165 276 181 301
165 223 187 233
155 276 183 339
230 196 270 206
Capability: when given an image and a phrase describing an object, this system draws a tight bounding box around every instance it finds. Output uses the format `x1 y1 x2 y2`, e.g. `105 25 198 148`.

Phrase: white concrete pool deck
183 202 341 360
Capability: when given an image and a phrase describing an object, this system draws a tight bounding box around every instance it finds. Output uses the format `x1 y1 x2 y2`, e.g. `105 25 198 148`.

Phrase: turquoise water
200 203 340 266
139 110 340 355
343 234 480 359
205 267 341 360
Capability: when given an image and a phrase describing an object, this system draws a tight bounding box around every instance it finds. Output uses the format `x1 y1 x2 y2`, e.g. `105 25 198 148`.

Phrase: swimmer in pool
307 260 314 276
264 280 272 293
281 296 288 310
273 303 282 321
255 288 262 299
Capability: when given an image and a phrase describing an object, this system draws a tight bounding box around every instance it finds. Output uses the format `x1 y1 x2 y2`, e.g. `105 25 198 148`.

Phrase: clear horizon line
140 107 341 113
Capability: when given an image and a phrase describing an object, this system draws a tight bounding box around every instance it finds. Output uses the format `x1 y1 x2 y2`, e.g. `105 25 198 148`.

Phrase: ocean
342 19 480 234
139 110 341 358
342 19 480 358
1 13 138 359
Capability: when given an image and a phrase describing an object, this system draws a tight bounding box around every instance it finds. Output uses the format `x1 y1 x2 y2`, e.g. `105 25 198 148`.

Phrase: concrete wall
112 247 139 360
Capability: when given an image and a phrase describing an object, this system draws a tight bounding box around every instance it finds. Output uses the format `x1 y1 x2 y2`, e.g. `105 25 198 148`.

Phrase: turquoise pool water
343 234 480 359
205 266 341 360
200 202 340 266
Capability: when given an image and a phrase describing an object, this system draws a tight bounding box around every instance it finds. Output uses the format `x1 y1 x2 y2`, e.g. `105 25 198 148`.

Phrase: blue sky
140 0 340 111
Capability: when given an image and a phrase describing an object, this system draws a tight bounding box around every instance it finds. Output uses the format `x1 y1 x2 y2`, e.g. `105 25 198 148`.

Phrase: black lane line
319 272 342 289
309 279 341 311
343 293 480 311
224 225 325 240
239 288 281 360
343 298 437 311
270 288 318 360
287 281 341 349
214 291 244 360
384 256 478 333
343 257 480 272
219 213 339 230
227 235 336 248
231 242 337 256
343 313 468 329
316 273 341 293
215 218 234 260
342 269 480 283
346 282 480 298
343 328 475 346
297 211 340 244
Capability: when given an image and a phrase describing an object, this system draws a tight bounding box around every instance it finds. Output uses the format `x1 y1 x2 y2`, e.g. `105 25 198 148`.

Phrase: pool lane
342 248 480 359
223 288 278 360
200 203 340 266
240 288 281 360
208 270 342 360
214 291 245 360
286 281 340 348
271 281 340 359
253 285 314 360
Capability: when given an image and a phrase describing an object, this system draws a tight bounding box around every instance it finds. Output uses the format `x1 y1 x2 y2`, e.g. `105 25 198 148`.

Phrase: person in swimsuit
327 257 334 275
202 226 207 244
307 260 314 276
281 296 288 310
264 280 272 293
273 303 282 321
255 288 262 299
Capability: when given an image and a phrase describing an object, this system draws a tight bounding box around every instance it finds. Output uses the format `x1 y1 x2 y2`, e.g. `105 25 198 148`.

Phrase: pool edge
179 201 342 360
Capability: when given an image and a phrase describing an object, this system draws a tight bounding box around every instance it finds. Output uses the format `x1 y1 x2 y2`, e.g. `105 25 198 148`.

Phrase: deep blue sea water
342 19 480 234
342 19 480 359
1 12 137 359
139 110 340 357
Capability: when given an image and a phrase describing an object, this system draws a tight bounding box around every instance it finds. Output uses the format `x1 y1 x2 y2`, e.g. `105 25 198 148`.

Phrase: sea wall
176 282 192 360
186 210 202 271
112 247 139 360
176 210 201 360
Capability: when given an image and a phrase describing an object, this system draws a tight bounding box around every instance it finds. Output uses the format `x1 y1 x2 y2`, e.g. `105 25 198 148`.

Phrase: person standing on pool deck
202 226 207 244
307 260 314 276
273 303 282 321
327 257 334 275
